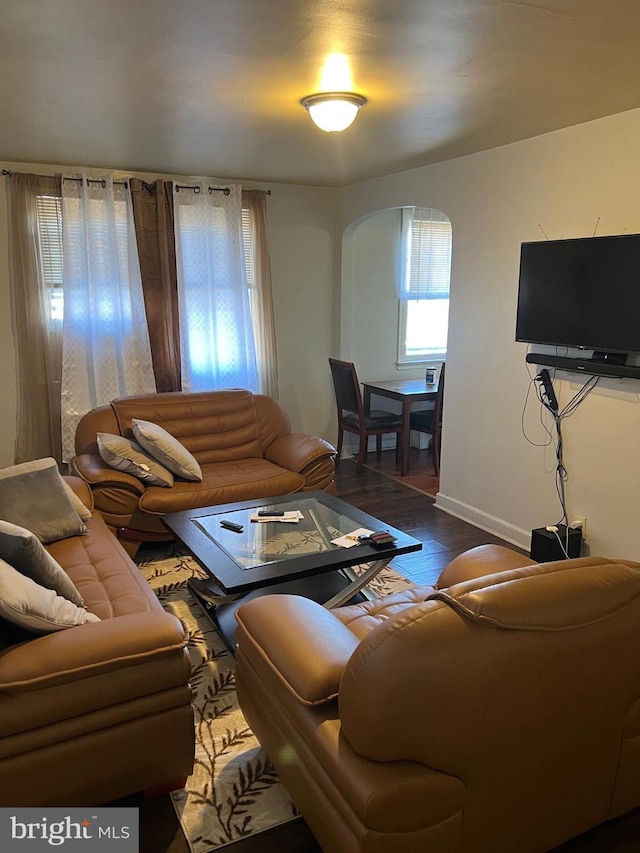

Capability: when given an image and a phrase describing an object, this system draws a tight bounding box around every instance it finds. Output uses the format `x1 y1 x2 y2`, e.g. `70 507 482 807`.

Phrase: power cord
526 364 599 529
545 525 570 559
521 375 553 449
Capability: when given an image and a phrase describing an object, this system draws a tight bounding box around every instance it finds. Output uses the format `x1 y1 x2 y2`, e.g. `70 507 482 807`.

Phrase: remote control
257 510 285 517
220 520 243 532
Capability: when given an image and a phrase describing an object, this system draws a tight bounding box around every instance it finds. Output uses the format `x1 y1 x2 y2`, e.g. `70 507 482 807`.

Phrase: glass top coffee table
163 491 422 649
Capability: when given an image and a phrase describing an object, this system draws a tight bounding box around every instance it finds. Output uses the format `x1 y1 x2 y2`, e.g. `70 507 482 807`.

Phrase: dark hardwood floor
132 458 640 853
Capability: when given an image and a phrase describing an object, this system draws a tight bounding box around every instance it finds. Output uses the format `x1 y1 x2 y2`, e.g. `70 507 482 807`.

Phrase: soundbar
526 353 640 380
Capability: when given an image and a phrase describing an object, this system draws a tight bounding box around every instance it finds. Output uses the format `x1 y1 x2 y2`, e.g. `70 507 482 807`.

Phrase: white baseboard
434 492 531 553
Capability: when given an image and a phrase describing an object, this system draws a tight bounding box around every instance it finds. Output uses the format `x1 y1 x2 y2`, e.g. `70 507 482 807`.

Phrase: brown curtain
242 189 279 399
6 173 63 463
130 178 181 392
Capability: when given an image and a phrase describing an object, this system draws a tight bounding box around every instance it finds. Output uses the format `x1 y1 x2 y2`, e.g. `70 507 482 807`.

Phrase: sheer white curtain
60 175 156 461
173 183 259 393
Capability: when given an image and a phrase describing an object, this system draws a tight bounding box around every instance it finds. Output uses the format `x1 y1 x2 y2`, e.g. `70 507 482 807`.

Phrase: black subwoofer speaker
530 525 582 562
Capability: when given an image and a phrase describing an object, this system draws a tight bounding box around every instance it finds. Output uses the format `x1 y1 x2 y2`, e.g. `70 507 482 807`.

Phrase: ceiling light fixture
300 92 367 132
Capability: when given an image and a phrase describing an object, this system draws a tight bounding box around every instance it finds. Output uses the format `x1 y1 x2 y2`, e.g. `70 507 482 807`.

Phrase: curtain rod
2 169 272 195
1 170 128 187
175 184 231 195
175 184 271 195
64 176 129 188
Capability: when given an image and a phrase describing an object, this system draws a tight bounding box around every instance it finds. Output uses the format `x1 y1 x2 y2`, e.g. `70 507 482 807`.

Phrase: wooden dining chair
328 358 403 473
409 362 446 475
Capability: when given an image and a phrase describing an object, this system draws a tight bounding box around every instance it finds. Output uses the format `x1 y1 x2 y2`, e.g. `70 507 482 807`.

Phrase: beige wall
264 183 338 441
339 107 640 559
0 161 339 466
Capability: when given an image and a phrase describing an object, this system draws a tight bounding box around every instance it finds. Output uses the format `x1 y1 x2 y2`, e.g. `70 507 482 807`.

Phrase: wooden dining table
362 376 439 476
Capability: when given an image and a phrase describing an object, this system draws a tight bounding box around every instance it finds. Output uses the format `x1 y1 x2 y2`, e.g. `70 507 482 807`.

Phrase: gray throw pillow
0 559 100 634
97 433 174 487
0 521 84 607
0 458 87 544
132 419 203 482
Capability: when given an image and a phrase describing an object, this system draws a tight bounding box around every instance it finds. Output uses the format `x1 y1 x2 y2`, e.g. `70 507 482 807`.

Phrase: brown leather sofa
72 389 336 554
0 477 194 807
235 545 640 853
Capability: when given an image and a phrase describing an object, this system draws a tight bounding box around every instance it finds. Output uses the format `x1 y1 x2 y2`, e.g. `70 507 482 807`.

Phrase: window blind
35 190 256 329
242 207 254 289
398 207 452 300
36 194 64 328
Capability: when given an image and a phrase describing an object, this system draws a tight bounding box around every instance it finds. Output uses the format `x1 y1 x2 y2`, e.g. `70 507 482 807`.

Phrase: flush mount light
300 92 367 132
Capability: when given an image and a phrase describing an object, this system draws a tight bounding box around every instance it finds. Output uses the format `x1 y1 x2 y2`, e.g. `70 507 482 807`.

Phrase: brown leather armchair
235 545 640 852
72 389 336 554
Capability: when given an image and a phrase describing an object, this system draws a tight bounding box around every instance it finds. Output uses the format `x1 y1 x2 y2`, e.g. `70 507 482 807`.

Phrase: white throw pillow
132 419 203 482
0 559 100 633
0 521 84 607
97 433 174 487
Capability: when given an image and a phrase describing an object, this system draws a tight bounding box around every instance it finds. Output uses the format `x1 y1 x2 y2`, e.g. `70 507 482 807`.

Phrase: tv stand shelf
526 353 640 380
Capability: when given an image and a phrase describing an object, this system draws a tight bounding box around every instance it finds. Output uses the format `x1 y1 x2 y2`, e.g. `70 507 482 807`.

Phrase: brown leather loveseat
72 389 336 554
235 545 640 852
0 477 194 807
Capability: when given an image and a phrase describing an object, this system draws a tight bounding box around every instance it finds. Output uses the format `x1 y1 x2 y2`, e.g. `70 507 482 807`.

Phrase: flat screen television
515 233 640 357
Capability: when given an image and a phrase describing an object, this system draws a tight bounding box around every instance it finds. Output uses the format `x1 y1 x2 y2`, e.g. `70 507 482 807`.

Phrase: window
35 195 64 331
36 195 257 333
397 207 451 364
172 185 258 392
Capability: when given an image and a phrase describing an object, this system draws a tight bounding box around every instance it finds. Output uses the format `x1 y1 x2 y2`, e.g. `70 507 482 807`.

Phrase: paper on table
249 511 303 523
331 527 374 548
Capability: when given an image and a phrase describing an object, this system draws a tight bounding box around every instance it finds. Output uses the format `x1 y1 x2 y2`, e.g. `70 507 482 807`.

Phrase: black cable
560 376 599 417
522 349 554 447
554 415 568 529
553 375 599 540
521 375 552 447
526 366 599 531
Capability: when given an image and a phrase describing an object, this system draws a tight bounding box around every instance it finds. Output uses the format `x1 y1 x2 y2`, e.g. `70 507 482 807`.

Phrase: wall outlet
571 516 587 539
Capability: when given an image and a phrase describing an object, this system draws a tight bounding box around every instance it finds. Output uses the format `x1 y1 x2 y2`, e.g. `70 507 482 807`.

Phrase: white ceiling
3 0 640 187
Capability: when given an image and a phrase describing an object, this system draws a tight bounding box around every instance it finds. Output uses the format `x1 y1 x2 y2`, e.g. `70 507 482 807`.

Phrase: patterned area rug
136 542 414 853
